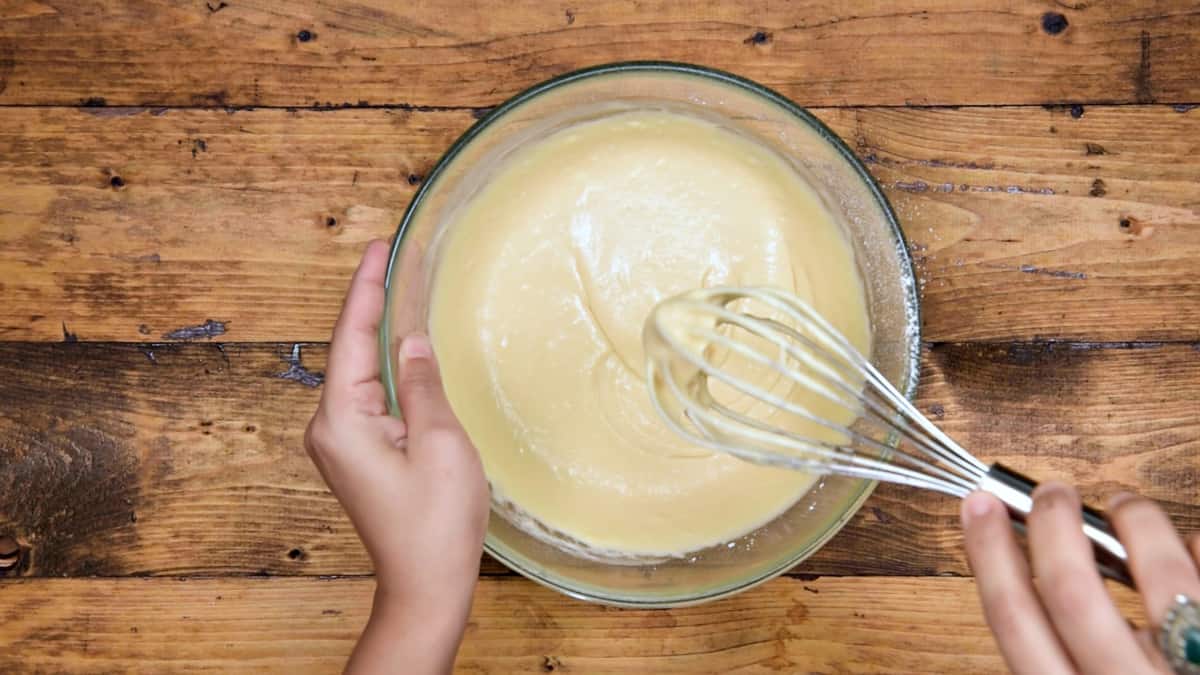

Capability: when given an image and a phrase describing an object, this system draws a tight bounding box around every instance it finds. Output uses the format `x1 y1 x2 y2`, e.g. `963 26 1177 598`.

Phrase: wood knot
110 175 126 189
787 601 809 623
541 656 563 671
297 29 315 42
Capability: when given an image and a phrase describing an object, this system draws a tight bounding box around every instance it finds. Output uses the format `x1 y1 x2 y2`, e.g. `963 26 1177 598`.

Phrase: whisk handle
979 463 1134 588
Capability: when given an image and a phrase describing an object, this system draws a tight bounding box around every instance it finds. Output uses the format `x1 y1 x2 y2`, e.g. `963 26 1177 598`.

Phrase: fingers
1133 626 1174 673
394 334 475 462
1027 483 1149 674
961 492 1075 675
326 239 392 406
1106 493 1200 627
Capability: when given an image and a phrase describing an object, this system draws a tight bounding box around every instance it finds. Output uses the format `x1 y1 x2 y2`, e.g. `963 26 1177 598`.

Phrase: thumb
395 333 466 442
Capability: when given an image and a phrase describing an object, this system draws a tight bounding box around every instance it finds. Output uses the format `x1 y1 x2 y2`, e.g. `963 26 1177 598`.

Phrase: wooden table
1 2 1197 672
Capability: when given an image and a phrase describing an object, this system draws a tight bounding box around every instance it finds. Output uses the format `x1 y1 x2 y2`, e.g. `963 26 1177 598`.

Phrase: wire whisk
644 286 1132 586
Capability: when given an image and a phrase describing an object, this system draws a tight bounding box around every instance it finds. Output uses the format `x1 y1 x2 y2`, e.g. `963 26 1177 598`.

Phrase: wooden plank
0 1 1197 107
0 575 1149 673
1 341 1196 579
1 105 1198 343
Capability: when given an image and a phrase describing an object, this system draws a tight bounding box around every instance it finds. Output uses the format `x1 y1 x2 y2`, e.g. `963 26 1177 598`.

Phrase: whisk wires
645 287 988 497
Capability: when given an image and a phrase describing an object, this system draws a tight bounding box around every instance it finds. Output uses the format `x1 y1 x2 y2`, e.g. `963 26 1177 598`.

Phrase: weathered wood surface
0 575 1147 673
2 341 1196 579
0 1 1197 108
2 3 1198 671
2 105 1197 343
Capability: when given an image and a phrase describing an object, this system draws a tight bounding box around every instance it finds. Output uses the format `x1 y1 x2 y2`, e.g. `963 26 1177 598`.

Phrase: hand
962 483 1200 674
305 240 490 674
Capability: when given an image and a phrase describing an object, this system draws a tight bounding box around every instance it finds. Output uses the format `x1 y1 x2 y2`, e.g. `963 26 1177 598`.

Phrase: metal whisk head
643 286 988 497
643 285 1133 586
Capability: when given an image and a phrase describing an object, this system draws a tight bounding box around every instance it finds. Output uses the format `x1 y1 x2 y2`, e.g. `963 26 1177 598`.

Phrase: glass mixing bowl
381 62 920 607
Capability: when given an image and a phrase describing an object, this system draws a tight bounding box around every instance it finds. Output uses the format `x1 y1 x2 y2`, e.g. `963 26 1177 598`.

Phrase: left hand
305 239 490 674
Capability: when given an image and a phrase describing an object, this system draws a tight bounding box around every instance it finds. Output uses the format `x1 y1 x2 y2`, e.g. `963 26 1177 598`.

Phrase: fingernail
400 333 432 361
1032 481 1076 508
1107 491 1137 510
961 491 995 527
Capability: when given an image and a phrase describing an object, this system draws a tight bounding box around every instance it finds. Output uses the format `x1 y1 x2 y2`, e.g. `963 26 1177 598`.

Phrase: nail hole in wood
1041 12 1068 35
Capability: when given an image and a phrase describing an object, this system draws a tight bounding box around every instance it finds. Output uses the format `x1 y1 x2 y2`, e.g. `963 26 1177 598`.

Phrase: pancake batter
429 110 871 556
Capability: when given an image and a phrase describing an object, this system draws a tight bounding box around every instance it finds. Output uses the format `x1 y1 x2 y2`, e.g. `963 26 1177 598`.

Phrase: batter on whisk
429 109 871 556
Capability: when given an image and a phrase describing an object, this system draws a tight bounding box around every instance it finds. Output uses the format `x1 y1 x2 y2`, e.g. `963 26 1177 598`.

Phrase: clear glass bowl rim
380 60 922 607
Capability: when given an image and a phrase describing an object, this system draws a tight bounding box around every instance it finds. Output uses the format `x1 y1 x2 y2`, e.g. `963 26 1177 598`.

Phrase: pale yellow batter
430 110 870 557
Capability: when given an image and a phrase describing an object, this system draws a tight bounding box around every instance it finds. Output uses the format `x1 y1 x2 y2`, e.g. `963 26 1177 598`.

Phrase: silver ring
1161 594 1200 674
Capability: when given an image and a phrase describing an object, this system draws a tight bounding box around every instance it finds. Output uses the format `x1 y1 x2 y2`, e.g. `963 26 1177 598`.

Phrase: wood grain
0 1 1197 107
1 105 1197 343
1 341 1196 579
0 575 1148 673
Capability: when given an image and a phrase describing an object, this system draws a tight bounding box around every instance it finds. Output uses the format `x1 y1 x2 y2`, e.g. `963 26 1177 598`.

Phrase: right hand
962 483 1200 674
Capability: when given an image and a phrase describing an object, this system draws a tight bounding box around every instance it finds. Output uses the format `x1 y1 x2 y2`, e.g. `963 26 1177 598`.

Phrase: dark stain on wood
296 30 315 43
80 97 107 107
1084 142 1108 156
162 320 227 341
1175 104 1198 113
61 323 78 343
0 43 14 96
191 90 229 107
871 507 893 524
205 1 228 13
1135 31 1153 103
191 139 207 159
0 345 141 576
1090 178 1107 197
81 106 145 118
277 344 324 388
109 175 125 189
1070 104 1084 118
564 8 575 25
